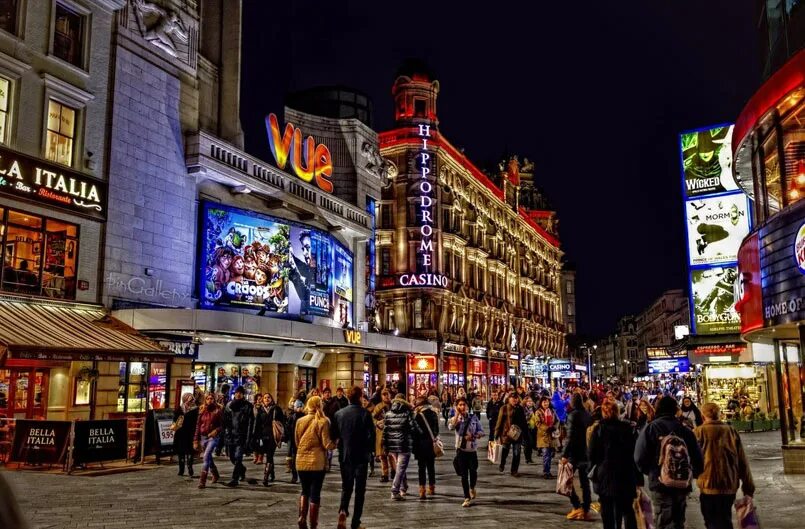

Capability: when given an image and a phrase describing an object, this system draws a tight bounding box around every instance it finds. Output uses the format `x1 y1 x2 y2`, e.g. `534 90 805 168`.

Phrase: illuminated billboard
680 124 738 198
199 202 353 326
685 192 751 266
691 266 740 334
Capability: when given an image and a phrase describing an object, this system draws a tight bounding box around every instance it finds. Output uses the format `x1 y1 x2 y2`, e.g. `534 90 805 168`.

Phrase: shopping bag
556 460 574 496
735 496 761 529
634 497 647 529
638 488 654 529
487 440 502 465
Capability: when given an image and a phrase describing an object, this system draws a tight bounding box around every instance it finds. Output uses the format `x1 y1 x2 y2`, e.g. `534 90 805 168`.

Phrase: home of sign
0 146 106 220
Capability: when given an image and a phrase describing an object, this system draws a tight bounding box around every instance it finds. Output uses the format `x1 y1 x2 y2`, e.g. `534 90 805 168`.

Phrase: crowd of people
168 382 756 529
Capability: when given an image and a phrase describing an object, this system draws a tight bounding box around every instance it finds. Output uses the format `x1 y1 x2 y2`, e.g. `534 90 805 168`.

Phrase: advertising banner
648 358 691 375
72 419 128 464
199 202 353 325
735 232 764 334
759 204 805 328
691 266 740 334
680 125 737 198
145 409 176 456
10 420 71 464
685 192 751 266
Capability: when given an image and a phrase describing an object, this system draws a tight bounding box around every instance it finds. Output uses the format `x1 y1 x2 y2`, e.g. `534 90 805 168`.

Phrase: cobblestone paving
0 429 799 529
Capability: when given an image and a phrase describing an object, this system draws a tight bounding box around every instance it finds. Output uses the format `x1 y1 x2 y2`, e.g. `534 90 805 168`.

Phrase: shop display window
148 363 167 410
73 378 91 406
118 362 148 413
0 208 78 299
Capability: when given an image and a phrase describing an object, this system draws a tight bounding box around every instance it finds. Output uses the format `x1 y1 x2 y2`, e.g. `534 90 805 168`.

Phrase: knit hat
655 396 679 417
294 400 304 410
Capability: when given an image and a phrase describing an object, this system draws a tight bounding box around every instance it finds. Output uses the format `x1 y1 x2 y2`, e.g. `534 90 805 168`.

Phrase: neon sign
266 113 334 193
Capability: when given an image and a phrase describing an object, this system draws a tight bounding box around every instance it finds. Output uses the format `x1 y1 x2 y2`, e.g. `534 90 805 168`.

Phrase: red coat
194 404 223 442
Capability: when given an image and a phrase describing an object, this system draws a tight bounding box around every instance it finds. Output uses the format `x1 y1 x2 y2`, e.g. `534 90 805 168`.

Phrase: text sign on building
0 146 106 220
344 329 362 345
266 113 334 193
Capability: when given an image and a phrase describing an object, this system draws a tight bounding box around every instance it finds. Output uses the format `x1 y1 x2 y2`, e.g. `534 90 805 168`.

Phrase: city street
2 429 800 529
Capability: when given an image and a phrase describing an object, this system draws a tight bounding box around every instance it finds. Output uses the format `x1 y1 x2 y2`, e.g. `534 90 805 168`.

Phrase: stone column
277 364 297 409
354 240 366 328
263 363 279 399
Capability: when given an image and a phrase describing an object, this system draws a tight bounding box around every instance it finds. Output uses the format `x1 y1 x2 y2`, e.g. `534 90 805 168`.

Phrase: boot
285 456 292 473
197 470 208 489
178 457 185 476
210 466 220 484
428 484 435 496
297 496 309 529
309 502 320 529
268 462 275 482
263 463 270 486
187 457 195 478
337 511 347 529
419 485 426 500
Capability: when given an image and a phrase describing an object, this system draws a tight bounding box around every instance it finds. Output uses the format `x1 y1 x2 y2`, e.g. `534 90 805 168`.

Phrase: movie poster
334 242 354 327
680 125 737 198
200 203 353 325
685 192 751 266
691 266 740 334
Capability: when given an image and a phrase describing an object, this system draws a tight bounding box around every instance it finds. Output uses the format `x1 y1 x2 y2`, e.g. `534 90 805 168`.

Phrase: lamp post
587 344 597 386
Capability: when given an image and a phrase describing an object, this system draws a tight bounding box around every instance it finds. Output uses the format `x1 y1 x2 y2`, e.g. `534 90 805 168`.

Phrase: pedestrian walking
563 393 594 521
494 393 528 477
322 387 341 473
382 393 421 500
335 387 349 409
193 393 223 489
286 399 306 484
371 390 394 483
173 392 199 477
635 396 704 529
412 395 440 499
331 386 375 529
485 390 503 436
680 396 704 429
535 396 558 479
588 399 640 529
522 395 538 464
635 397 655 433
253 392 285 485
449 396 485 507
361 393 376 477
252 393 264 465
295 395 336 529
471 392 483 421
694 402 755 529
222 386 254 487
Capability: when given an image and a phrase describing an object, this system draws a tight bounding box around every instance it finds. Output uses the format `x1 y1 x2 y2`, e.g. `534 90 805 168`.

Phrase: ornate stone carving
132 0 189 57
360 141 390 179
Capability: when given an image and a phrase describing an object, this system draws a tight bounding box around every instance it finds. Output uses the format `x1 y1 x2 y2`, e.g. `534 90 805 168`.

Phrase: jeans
523 429 535 462
652 490 688 529
227 443 246 481
390 452 411 494
339 461 368 529
600 495 637 529
299 470 326 503
700 493 736 529
499 441 521 474
456 450 478 499
200 435 218 473
542 446 555 475
417 455 436 486
569 461 592 511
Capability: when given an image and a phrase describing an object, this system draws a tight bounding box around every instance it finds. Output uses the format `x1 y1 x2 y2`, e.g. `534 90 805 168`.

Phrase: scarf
181 393 196 414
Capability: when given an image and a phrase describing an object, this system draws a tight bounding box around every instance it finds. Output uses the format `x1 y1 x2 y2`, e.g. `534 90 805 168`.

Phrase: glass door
5 369 49 419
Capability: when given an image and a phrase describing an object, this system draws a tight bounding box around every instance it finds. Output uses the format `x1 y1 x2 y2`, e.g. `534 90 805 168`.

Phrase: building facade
376 64 565 398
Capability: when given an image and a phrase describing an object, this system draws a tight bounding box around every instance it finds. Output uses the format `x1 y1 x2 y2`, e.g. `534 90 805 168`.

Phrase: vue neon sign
266 113 334 193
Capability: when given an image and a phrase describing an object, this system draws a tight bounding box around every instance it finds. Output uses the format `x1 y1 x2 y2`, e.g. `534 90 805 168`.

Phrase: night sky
240 0 760 338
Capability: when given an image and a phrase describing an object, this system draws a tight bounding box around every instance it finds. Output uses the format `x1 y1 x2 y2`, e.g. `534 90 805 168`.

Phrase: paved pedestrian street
2 430 801 529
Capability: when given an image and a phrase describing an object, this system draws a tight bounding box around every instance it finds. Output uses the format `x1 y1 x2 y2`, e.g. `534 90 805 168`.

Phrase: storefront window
762 132 783 214
0 208 78 298
782 101 805 206
148 363 167 410
214 364 262 402
118 361 148 413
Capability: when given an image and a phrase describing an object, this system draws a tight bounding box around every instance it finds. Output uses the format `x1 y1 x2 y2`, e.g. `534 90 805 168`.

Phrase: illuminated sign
796 222 805 274
399 273 448 287
691 266 740 334
648 358 690 375
0 146 106 220
680 125 737 199
685 193 751 266
344 329 362 345
548 359 572 372
266 113 333 193
690 343 747 356
408 355 437 373
646 347 669 359
735 233 764 334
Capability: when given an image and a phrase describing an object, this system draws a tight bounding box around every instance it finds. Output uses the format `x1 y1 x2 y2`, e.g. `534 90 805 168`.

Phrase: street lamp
587 344 597 385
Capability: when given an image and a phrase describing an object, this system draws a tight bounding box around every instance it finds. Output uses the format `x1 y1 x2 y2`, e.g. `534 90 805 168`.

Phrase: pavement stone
0 429 800 529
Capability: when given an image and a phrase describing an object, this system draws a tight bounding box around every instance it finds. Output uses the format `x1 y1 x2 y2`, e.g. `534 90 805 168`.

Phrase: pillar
263 363 279 400
278 364 297 409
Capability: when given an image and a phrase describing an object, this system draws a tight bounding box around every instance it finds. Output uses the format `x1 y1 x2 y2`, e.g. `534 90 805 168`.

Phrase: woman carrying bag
173 392 199 477
413 395 441 499
253 392 286 485
535 396 558 479
295 396 336 529
448 397 485 508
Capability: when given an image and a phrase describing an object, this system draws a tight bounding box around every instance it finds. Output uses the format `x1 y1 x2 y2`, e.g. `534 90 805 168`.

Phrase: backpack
658 432 692 488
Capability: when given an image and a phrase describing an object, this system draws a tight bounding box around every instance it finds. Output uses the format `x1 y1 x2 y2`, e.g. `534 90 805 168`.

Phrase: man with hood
382 393 422 500
635 396 704 529
222 386 254 487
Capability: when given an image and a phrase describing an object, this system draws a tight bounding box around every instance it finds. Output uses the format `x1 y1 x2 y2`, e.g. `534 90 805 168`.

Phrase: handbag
272 420 284 448
170 415 184 432
506 424 522 442
556 460 574 497
418 411 444 457
735 496 760 529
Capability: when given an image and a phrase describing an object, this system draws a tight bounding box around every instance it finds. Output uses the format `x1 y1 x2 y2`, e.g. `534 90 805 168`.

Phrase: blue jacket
552 392 568 422
448 412 485 452
634 415 704 492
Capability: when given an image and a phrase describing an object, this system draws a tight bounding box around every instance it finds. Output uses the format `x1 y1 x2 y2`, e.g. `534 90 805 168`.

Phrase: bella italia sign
0 146 107 220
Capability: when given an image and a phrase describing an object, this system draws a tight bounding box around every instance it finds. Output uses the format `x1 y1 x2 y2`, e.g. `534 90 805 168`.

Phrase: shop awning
0 297 168 359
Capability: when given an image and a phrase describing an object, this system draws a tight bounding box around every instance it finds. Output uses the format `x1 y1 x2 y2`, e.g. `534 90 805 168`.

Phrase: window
567 303 575 316
118 361 148 413
566 280 573 294
0 76 10 144
0 0 16 34
46 99 76 166
381 203 392 228
380 248 391 275
413 298 422 329
53 3 85 68
0 208 79 299
567 323 574 334
414 98 426 117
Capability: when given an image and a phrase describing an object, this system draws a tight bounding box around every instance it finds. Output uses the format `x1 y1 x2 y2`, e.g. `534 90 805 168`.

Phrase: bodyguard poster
691 266 740 334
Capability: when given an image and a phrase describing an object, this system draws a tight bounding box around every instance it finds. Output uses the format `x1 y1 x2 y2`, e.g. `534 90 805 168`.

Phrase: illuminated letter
421 225 432 237
314 143 333 193
423 254 432 266
418 124 431 137
266 113 294 170
421 196 432 208
421 210 433 223
420 152 430 164
420 181 432 193
291 129 315 183
419 239 433 252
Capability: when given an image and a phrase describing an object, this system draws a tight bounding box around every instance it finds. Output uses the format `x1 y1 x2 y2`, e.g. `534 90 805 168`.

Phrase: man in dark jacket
382 393 421 500
494 394 528 477
322 387 341 472
635 396 704 529
222 386 253 487
332 386 375 529
562 393 593 520
486 391 503 438
335 386 349 409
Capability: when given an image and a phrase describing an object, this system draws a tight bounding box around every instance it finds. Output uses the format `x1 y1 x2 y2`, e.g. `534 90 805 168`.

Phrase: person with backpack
635 396 704 529
412 395 440 499
694 402 755 529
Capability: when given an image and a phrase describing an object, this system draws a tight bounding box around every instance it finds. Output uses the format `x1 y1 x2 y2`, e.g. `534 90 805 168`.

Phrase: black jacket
486 398 503 426
588 418 639 499
172 406 199 455
562 406 591 465
494 403 528 442
253 404 286 451
323 397 342 421
285 410 304 456
382 397 420 453
331 404 375 465
634 414 704 492
223 398 253 447
412 407 440 460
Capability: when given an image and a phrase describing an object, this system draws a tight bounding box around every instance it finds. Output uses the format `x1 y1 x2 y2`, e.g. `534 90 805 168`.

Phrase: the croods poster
200 202 353 325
